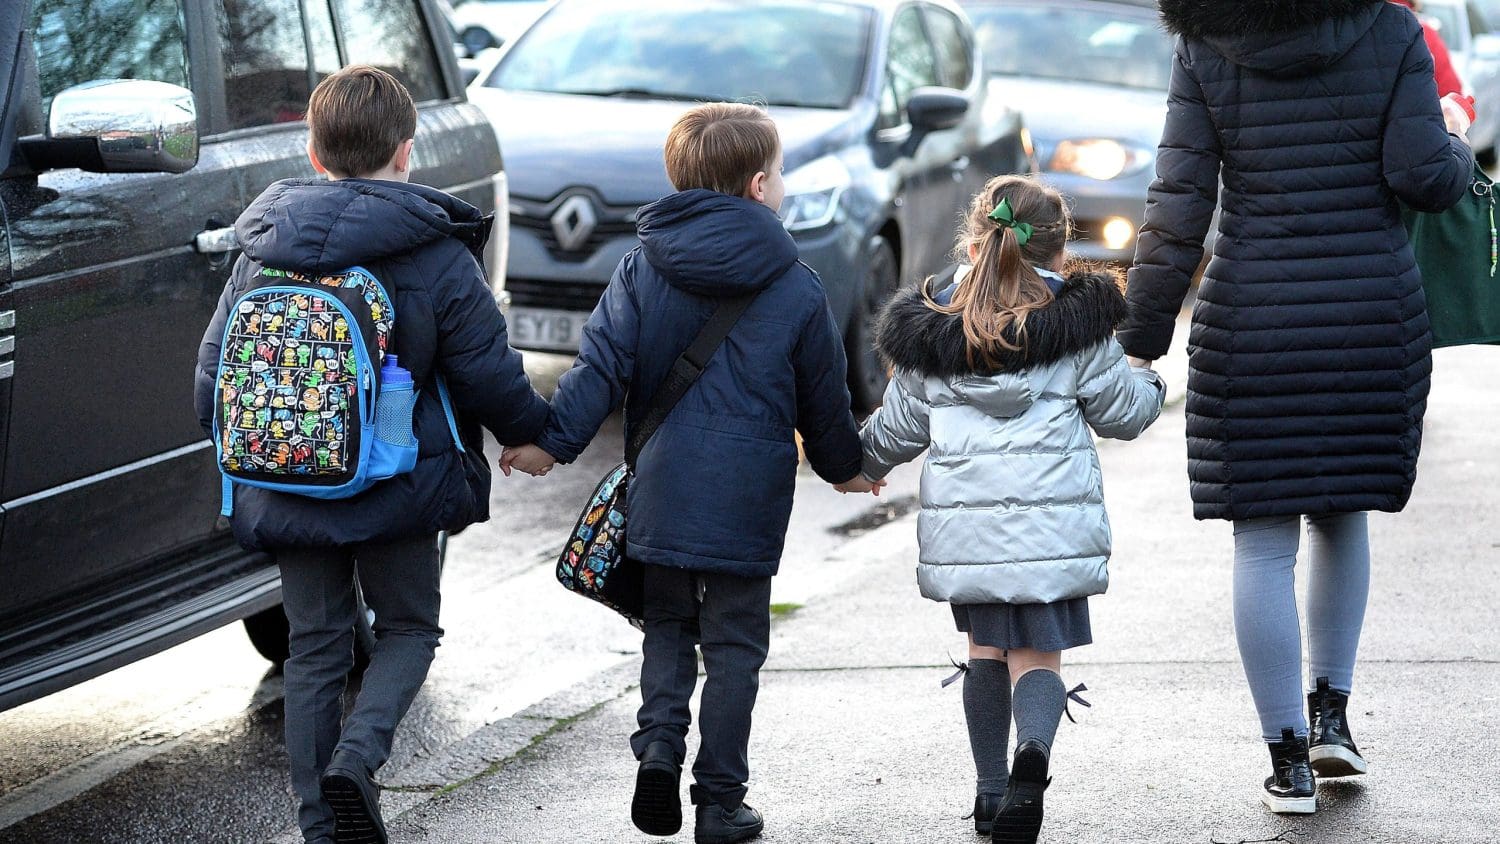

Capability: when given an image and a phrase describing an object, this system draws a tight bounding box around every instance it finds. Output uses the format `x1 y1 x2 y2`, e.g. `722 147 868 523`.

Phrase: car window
488 0 872 109
215 0 340 131
923 5 973 89
966 5 1173 91
1421 4 1469 53
880 5 941 130
30 0 190 117
331 0 446 102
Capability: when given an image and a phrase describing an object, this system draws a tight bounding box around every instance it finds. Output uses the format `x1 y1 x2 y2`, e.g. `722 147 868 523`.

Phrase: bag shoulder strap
625 292 758 468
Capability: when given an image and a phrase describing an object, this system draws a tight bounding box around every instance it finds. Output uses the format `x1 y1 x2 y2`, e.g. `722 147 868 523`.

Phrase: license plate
508 306 585 352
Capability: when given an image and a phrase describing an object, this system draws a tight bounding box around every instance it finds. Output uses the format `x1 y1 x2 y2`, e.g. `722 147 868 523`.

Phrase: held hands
834 475 887 496
1127 356 1155 369
499 444 557 478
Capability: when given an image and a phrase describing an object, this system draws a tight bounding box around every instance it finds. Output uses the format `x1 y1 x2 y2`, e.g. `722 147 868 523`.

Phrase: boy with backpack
193 65 547 844
500 102 876 844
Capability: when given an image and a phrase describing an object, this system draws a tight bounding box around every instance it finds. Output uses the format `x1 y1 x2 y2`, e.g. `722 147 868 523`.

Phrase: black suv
0 0 504 711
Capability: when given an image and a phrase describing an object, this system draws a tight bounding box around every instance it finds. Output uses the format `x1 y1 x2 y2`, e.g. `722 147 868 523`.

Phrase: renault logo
550 195 597 252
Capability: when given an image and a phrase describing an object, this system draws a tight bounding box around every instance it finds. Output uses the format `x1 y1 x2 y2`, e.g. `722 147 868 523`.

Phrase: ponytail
923 176 1069 370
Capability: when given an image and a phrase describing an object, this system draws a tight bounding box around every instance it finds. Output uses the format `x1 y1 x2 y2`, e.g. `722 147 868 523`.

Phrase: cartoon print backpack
211 265 462 516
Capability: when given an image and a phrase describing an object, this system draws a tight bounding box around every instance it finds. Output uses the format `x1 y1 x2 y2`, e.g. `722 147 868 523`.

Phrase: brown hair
307 65 417 178
926 175 1070 369
663 103 779 197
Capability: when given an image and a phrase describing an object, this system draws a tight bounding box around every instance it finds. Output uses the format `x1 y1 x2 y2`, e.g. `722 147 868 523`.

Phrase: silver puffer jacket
860 265 1165 605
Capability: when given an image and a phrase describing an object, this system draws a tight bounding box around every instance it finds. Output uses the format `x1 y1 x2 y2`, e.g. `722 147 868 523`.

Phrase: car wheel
243 604 290 669
845 236 898 412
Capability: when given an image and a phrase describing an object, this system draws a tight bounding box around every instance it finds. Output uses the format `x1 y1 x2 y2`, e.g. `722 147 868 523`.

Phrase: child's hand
500 444 557 478
834 475 886 496
1127 356 1155 369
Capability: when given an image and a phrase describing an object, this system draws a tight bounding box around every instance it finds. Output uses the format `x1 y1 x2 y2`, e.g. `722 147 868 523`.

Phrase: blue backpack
211 265 462 516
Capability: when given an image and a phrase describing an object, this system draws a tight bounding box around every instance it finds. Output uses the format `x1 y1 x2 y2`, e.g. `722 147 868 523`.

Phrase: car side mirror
47 79 198 174
460 26 502 58
907 87 969 132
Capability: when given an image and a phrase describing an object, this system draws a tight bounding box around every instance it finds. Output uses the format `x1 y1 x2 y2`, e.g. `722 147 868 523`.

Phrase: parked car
961 0 1173 263
470 0 1033 409
0 0 503 712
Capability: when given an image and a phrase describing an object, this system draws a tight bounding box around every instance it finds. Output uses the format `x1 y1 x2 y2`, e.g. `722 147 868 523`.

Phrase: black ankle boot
691 787 763 844
972 792 1003 836
991 740 1049 844
632 740 682 836
1307 676 1368 778
1262 728 1317 814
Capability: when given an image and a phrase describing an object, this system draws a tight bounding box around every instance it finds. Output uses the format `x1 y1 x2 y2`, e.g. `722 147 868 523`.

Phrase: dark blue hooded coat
1120 0 1474 520
194 178 549 549
535 190 863 576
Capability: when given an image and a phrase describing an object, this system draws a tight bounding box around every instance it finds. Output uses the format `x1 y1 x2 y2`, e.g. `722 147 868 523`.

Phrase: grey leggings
1232 512 1370 742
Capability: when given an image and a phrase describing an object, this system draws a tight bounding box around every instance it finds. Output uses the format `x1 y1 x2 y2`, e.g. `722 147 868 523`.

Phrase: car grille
510 206 638 263
505 277 608 312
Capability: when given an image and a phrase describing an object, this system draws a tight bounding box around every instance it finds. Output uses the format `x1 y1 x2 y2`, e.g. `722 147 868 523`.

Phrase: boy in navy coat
194 66 546 844
503 103 874 843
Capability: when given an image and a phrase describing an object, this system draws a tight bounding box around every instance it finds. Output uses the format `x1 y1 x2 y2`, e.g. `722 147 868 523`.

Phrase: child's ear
393 139 415 174
306 140 328 175
744 170 768 203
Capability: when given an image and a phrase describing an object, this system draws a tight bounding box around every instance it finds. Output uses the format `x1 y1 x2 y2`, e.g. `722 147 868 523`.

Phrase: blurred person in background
1391 0 1466 95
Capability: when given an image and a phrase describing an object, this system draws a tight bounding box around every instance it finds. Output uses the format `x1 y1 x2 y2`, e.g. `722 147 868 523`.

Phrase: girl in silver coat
858 175 1164 844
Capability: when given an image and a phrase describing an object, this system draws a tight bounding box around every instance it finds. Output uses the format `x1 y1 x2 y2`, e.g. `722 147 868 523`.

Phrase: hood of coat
874 263 1128 417
236 178 493 275
1160 0 1385 76
635 189 800 299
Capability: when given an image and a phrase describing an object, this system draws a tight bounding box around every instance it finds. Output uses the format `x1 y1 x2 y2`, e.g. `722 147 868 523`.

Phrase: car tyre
846 236 899 412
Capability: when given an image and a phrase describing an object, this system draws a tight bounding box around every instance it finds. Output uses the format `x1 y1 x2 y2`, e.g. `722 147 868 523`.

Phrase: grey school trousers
630 564 773 811
277 533 443 842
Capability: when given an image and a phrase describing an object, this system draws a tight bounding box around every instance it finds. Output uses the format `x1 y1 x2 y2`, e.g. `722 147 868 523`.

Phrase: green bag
1402 163 1500 348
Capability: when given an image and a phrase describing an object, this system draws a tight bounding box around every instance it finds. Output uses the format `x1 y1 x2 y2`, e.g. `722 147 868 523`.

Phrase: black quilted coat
1120 0 1474 520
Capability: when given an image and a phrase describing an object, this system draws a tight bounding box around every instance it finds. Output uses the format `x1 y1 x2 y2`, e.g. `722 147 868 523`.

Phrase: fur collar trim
873 263 1127 379
1158 0 1381 40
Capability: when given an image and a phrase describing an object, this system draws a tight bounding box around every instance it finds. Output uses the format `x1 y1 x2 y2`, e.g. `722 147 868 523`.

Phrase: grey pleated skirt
952 598 1092 652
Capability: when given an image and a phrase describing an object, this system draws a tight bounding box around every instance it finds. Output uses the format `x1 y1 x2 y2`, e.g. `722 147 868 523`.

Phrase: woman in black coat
1119 0 1473 814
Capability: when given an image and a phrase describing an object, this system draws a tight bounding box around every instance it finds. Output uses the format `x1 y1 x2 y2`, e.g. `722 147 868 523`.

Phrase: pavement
353 340 1498 843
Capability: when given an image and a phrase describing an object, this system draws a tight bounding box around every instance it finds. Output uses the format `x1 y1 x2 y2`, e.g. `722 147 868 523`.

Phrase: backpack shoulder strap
625 292 758 469
435 375 466 454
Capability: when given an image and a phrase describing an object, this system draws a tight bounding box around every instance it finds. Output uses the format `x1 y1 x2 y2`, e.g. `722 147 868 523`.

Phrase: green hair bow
987 197 1033 246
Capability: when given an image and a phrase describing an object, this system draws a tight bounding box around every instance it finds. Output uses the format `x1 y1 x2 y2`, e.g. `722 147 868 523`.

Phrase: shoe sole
990 801 1042 844
631 762 682 836
1309 744 1368 777
320 770 387 844
1261 791 1317 815
694 821 764 844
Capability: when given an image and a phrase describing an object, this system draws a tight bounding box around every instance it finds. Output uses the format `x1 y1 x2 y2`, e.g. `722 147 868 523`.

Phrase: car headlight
1048 139 1153 181
781 155 850 232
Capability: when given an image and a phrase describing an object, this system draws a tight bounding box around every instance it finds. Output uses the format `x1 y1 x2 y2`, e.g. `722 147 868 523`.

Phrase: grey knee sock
1012 669 1067 754
962 659 1011 795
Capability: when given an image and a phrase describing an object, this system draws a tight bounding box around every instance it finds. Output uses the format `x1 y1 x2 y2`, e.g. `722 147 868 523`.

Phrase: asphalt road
0 353 920 844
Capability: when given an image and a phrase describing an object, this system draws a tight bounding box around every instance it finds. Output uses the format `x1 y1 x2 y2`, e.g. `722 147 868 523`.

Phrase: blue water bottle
376 354 418 450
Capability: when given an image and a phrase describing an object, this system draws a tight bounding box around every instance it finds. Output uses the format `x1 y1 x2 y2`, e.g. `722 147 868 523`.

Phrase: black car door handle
194 226 239 254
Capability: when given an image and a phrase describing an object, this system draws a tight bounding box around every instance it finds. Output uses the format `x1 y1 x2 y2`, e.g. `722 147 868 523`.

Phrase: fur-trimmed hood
1160 0 1387 76
873 263 1128 381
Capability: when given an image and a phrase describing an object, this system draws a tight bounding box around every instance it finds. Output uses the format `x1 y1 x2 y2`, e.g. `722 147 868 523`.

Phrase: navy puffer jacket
535 190 863 576
194 178 549 549
1120 0 1474 520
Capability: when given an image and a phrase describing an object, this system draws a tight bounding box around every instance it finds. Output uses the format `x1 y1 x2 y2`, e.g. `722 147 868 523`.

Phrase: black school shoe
1262 728 1317 815
631 740 683 836
691 786 764 844
991 740 1050 844
1307 677 1369 778
319 749 388 844
972 793 1003 836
